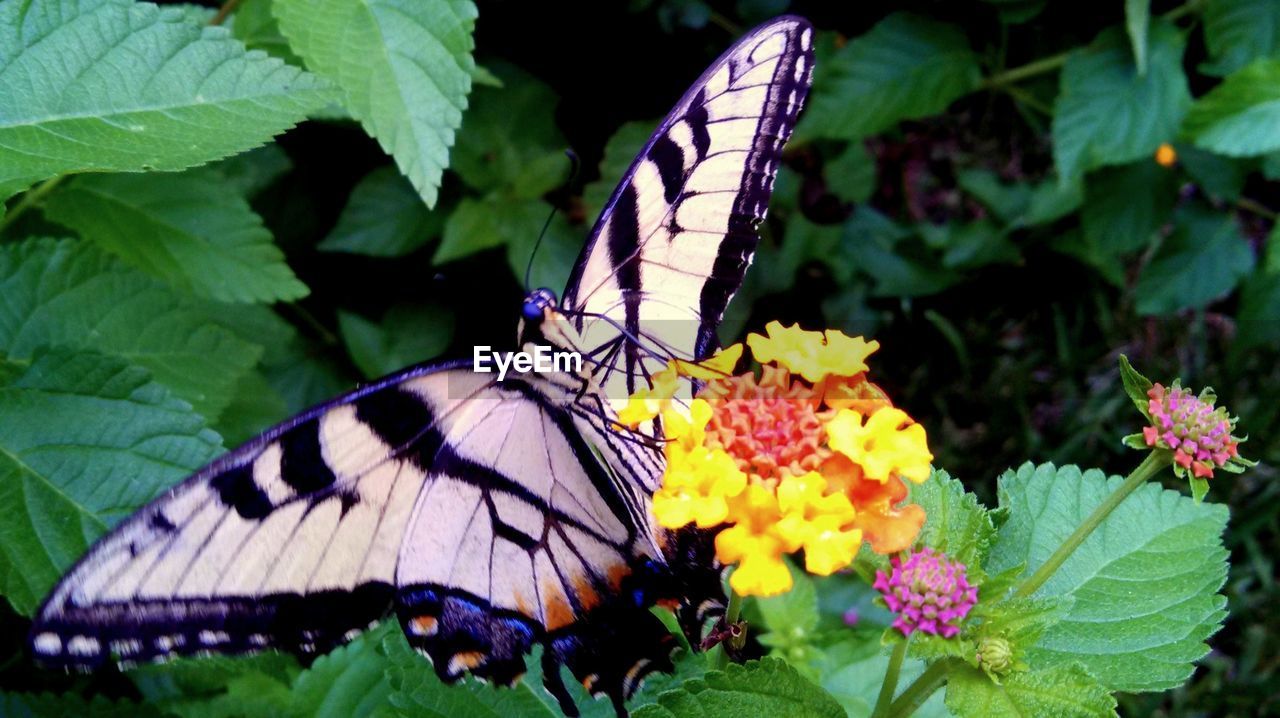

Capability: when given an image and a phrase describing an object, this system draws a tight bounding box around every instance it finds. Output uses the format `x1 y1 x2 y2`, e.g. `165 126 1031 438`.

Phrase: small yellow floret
826 408 933 483
746 321 880 383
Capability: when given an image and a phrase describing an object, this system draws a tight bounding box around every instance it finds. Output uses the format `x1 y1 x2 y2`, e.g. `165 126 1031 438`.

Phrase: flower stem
980 51 1071 89
871 639 908 718
0 175 64 234
885 658 957 718
713 588 745 669
1013 451 1165 599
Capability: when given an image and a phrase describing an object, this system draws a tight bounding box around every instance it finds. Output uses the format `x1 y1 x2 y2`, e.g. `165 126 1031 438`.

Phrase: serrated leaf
945 663 1116 718
1183 59 1280 156
1134 205 1255 315
130 653 297 718
0 693 166 718
584 120 658 221
631 658 844 718
1080 161 1177 255
0 238 262 418
0 0 334 200
1052 22 1190 182
44 171 308 303
987 462 1229 691
0 348 223 615
825 142 876 204
958 170 1081 228
436 195 552 265
292 622 398 718
381 629 559 718
274 0 476 207
452 63 569 199
842 207 960 297
797 14 980 141
1202 0 1280 76
338 304 453 379
319 166 442 257
1118 354 1154 420
909 469 996 579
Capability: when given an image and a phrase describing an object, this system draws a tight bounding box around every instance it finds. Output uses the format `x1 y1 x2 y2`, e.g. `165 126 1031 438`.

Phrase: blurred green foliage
1 0 1277 715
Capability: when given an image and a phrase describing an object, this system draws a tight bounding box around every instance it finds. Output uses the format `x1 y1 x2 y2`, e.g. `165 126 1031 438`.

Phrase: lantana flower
1140 381 1249 479
873 547 977 638
622 322 933 597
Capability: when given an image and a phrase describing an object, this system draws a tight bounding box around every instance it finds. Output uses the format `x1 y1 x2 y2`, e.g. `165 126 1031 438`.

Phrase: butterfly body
29 15 814 717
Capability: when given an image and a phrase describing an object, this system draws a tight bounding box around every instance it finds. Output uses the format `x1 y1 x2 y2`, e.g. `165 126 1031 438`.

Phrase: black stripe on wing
28 360 472 670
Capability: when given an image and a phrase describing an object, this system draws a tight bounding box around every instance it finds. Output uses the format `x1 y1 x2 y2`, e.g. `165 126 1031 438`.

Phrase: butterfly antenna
523 150 582 291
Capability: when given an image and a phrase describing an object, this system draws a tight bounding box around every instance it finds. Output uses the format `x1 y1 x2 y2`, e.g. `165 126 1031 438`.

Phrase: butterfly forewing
562 17 814 401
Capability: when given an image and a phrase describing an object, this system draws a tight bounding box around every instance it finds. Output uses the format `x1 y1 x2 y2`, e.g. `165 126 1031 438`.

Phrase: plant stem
1014 451 1165 599
0 175 64 234
980 51 1071 90
712 588 745 669
210 0 241 26
871 639 909 718
885 658 957 718
1236 196 1278 221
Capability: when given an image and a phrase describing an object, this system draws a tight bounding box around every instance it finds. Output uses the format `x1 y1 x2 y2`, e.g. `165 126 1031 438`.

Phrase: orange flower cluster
620 322 932 596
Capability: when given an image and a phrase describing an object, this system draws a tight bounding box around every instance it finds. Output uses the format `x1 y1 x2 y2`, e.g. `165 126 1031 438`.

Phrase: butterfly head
521 288 558 322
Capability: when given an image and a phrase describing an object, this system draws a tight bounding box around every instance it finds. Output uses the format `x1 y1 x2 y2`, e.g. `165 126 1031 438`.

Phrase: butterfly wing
28 360 478 667
562 16 814 398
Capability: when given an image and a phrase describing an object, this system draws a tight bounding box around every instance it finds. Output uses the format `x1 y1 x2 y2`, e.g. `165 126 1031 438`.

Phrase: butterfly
28 15 814 717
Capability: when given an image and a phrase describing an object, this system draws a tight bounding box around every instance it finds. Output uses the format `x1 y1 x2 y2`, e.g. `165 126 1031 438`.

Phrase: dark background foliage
1 0 1276 715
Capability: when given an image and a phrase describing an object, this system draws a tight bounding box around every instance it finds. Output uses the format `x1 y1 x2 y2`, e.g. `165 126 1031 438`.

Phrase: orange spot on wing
452 651 485 670
542 580 575 631
409 615 437 636
572 575 600 612
513 593 536 619
606 563 630 590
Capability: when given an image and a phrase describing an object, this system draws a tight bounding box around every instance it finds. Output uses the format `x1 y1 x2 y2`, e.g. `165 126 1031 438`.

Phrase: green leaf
796 14 981 141
909 469 996 579
230 0 302 66
1134 205 1255 315
1118 355 1155 421
215 370 288 446
130 653 297 718
842 208 960 297
756 562 819 648
0 0 334 200
338 304 453 379
0 693 166 718
274 0 477 207
1080 161 1177 255
43 171 308 304
1183 59 1280 156
208 144 293 199
382 629 559 718
584 120 658 221
1238 261 1280 349
1202 0 1280 76
1052 22 1190 182
958 170 1082 228
814 638 949 718
436 196 551 265
0 348 223 615
291 623 398 718
631 658 845 718
0 238 262 419
987 462 1229 692
945 663 1116 718
918 219 1019 270
825 142 877 204
1175 145 1248 200
452 63 569 199
319 167 442 257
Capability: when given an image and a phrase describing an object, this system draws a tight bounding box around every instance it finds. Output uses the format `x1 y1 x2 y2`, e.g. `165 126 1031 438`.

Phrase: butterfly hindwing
563 16 814 397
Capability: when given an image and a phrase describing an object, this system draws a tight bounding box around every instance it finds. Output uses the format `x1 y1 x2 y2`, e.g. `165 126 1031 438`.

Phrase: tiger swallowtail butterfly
29 15 814 717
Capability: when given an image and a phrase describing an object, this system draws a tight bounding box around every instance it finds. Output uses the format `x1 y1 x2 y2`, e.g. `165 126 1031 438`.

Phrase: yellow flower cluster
620 322 933 597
